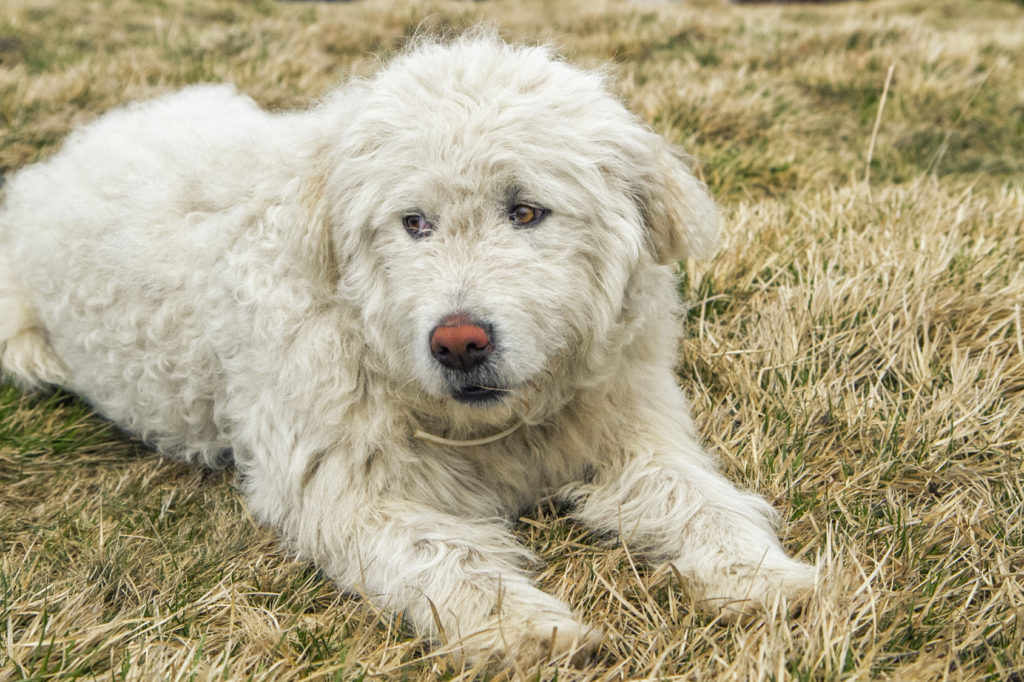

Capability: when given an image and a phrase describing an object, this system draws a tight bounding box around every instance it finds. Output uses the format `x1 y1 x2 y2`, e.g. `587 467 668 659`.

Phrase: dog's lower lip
452 386 505 404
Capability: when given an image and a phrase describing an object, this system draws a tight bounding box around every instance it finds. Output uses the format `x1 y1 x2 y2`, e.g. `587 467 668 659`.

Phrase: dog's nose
429 314 494 372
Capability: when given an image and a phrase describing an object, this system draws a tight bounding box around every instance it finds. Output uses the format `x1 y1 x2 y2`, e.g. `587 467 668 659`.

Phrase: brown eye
403 213 432 238
509 204 546 227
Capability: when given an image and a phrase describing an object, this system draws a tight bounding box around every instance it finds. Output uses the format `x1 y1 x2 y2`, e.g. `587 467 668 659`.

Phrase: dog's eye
509 204 547 228
402 214 433 238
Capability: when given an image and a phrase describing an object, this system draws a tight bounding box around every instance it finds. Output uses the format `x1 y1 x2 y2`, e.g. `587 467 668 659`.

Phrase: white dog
0 34 814 665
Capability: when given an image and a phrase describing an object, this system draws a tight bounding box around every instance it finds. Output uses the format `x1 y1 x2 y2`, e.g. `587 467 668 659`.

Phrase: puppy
0 33 814 665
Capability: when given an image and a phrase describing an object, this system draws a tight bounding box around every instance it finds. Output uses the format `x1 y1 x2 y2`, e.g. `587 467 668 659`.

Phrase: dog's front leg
563 381 815 617
342 506 602 666
240 444 600 666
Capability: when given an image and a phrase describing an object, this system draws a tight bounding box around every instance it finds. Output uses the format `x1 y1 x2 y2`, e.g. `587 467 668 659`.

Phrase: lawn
1 0 1022 679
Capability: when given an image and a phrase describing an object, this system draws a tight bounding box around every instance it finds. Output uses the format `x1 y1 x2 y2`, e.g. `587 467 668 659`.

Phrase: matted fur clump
0 33 813 665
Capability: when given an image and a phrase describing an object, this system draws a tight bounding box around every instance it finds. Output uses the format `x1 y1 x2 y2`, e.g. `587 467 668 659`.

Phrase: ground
1 0 1022 679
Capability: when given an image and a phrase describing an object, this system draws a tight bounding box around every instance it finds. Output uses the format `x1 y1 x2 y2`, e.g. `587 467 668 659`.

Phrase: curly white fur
0 33 814 665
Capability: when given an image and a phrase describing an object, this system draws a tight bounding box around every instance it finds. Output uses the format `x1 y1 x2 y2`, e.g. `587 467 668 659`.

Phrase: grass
1 0 1023 679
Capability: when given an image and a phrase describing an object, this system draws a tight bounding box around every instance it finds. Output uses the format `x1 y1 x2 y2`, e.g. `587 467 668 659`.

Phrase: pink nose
429 314 494 372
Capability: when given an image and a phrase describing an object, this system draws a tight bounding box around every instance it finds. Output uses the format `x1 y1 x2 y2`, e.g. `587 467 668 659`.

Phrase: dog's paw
451 614 602 670
505 618 603 668
683 554 816 620
0 327 67 388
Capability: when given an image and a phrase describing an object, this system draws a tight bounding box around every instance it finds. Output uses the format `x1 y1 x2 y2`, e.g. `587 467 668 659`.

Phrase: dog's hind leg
0 251 66 388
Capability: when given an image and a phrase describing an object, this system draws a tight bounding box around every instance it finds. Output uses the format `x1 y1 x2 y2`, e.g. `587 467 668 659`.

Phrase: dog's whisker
470 384 512 392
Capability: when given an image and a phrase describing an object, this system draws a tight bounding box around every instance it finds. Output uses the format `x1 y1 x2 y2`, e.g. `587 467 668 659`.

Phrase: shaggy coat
0 35 814 664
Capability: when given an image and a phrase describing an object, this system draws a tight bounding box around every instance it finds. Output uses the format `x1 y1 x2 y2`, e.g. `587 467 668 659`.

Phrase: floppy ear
300 164 339 282
636 132 721 265
266 161 338 293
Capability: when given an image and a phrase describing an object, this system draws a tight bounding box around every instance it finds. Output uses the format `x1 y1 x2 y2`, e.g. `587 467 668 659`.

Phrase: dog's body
0 35 813 663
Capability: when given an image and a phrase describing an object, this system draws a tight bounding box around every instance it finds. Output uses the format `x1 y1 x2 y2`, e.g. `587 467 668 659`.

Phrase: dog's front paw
681 553 816 620
452 613 602 669
506 617 603 668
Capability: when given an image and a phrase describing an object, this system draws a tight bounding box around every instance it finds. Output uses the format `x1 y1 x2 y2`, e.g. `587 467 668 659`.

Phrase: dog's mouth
451 385 507 405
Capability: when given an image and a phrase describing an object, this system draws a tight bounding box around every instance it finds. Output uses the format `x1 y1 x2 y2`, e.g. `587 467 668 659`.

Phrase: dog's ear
287 164 338 291
634 132 721 265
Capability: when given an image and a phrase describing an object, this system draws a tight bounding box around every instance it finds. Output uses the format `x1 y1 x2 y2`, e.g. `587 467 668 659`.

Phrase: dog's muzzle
429 313 506 405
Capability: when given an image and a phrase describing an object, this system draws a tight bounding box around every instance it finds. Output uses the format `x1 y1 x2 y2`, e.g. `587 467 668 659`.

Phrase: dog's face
324 37 719 422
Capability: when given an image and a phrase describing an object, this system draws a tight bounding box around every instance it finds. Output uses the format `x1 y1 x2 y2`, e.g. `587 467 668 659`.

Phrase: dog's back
0 84 321 463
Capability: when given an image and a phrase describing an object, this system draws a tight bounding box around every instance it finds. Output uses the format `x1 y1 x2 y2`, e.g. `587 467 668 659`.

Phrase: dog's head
320 34 719 423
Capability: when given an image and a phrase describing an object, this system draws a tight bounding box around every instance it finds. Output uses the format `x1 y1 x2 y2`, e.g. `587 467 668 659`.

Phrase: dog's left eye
402 214 433 239
508 204 547 227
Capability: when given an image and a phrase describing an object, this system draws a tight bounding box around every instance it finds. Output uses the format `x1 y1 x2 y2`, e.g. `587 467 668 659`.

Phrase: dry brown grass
1 0 1022 679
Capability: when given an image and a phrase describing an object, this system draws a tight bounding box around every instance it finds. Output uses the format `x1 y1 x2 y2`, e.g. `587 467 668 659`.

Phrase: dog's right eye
402 214 433 239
